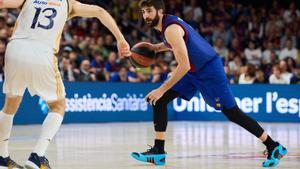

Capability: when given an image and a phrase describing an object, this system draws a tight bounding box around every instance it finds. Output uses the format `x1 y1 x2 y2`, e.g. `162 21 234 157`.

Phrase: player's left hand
117 39 131 58
145 88 165 106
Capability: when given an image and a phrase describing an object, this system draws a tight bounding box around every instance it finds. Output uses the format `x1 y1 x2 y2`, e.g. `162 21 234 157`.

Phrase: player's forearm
96 8 125 41
0 0 24 8
160 64 190 92
154 43 170 53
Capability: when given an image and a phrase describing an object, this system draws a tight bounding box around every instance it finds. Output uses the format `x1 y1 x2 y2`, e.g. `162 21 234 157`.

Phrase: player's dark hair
139 0 165 12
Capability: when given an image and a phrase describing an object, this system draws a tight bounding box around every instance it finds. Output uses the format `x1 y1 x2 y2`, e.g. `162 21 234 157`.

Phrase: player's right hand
117 39 131 58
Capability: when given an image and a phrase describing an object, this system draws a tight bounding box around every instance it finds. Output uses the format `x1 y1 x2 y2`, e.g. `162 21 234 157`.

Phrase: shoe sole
131 153 166 165
24 161 39 169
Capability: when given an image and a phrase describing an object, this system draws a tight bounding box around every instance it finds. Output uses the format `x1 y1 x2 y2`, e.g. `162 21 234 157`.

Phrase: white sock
33 113 63 156
0 111 14 158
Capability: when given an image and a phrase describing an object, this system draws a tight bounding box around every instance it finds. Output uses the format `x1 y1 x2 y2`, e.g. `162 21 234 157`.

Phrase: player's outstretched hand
117 39 131 58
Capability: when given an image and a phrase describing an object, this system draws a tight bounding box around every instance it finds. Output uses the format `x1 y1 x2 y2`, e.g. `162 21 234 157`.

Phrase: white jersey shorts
3 39 65 102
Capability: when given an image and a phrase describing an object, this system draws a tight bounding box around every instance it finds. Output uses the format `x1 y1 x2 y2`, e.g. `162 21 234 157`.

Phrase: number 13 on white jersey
11 0 69 53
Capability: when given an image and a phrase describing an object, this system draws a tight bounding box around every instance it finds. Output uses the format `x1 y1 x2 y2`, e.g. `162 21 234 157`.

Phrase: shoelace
263 149 272 159
8 159 23 168
40 157 51 169
142 145 156 155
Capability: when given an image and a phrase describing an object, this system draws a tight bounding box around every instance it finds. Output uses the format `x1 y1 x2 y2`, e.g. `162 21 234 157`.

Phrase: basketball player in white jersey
0 0 131 168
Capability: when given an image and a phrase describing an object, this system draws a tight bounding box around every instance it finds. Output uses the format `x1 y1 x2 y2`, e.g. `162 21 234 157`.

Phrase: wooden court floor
8 122 300 169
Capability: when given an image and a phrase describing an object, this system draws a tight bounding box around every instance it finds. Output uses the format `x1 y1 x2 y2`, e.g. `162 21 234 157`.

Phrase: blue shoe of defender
131 146 166 165
262 143 288 167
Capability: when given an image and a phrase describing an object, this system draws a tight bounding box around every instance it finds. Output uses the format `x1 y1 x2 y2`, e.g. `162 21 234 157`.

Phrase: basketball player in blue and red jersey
0 0 130 168
130 0 287 167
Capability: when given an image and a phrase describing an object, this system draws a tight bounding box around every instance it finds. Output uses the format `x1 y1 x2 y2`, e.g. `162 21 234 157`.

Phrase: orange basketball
130 42 156 68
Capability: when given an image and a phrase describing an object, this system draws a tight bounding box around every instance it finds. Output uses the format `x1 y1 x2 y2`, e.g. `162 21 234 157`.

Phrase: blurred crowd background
0 0 299 84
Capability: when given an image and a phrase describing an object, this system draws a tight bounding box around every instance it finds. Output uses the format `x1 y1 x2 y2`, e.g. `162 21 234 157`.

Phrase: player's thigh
196 58 237 110
198 81 236 110
171 74 197 101
2 95 23 115
3 41 28 97
27 53 66 102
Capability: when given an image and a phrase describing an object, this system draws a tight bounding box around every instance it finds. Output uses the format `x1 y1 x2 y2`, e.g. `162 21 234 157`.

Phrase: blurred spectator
279 39 298 60
59 57 75 82
93 37 109 58
294 65 300 84
228 55 242 76
0 38 6 82
280 28 297 49
184 0 203 22
62 25 73 45
0 55 3 82
283 2 300 24
297 30 300 50
238 64 256 84
91 51 105 73
158 61 169 80
149 65 164 83
246 29 262 48
224 66 235 84
286 57 297 74
212 21 231 46
165 0 183 16
110 67 128 82
104 34 117 52
269 64 290 84
269 51 279 66
168 60 177 78
262 41 274 65
90 51 106 81
229 37 243 54
279 60 293 84
127 30 141 46
74 59 96 82
254 70 267 84
214 37 229 60
184 8 199 30
244 41 262 66
0 38 6 55
127 66 141 83
105 51 119 73
199 11 215 43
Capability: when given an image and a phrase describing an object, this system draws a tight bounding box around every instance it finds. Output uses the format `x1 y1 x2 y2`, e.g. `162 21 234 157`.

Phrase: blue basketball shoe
262 143 287 167
24 153 51 169
131 146 166 165
0 156 23 169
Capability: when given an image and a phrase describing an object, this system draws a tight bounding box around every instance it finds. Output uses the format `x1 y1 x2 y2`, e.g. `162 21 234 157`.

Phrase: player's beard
145 11 160 28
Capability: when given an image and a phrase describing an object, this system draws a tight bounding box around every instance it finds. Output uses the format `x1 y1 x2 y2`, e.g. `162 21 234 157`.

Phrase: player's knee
2 96 23 115
47 99 66 115
222 106 241 122
154 122 167 132
155 97 169 107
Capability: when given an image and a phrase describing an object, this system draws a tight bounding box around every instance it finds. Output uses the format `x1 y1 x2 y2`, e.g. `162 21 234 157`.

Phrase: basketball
130 42 156 68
